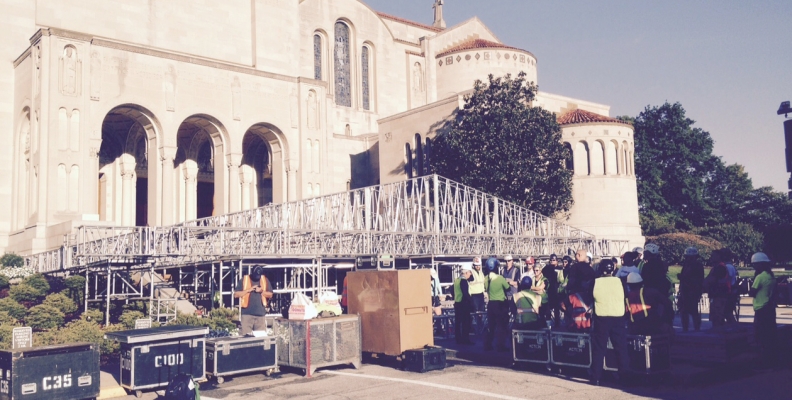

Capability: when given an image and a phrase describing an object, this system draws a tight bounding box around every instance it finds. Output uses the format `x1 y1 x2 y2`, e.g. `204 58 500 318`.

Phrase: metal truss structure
25 175 629 321
28 175 628 274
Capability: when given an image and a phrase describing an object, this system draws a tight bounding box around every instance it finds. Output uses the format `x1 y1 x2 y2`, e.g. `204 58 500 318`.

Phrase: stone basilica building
0 0 643 254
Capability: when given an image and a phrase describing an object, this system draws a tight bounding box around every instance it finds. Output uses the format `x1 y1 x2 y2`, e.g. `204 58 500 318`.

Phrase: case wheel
134 390 143 398
264 369 272 377
216 376 225 384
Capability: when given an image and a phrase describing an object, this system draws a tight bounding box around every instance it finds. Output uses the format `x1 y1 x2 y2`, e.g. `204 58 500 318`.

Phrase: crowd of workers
451 245 779 385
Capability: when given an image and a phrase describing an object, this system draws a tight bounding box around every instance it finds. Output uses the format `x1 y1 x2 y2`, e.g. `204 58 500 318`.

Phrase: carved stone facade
0 0 642 253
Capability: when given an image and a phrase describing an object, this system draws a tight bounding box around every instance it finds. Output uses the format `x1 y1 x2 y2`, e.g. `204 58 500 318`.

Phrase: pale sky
366 0 792 192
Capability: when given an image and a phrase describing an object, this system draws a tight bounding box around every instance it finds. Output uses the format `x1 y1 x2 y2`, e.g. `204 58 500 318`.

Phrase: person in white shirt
616 251 641 281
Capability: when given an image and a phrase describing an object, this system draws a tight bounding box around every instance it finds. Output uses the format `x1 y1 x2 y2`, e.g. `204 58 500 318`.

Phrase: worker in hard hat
483 257 511 352
454 265 475 345
468 257 486 313
513 276 543 331
234 266 273 335
624 272 671 335
750 252 777 368
591 258 628 386
678 247 705 332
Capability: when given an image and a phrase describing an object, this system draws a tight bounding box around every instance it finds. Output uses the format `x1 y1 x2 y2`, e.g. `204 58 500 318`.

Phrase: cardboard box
347 270 433 355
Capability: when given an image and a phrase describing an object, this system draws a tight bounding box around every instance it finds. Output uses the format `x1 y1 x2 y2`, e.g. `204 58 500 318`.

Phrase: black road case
402 346 446 373
205 336 278 383
105 325 208 397
0 343 99 400
550 331 592 368
604 334 671 374
512 329 550 364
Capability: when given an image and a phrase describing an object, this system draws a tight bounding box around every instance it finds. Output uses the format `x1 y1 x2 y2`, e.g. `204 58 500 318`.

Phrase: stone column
119 154 136 226
227 153 243 213
239 164 256 210
286 159 297 202
159 147 177 225
183 160 199 221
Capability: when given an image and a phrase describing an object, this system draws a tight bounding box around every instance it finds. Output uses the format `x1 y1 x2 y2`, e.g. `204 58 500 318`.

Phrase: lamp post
779 101 792 199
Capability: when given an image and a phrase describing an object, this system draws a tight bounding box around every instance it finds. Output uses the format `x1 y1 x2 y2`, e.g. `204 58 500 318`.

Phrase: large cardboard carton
347 270 433 355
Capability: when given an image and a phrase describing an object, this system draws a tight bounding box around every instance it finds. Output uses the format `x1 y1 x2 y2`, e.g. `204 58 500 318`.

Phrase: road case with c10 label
0 342 100 400
105 325 208 398
205 336 278 383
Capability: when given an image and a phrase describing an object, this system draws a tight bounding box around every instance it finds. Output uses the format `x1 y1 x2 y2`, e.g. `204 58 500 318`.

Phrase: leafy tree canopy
431 72 573 216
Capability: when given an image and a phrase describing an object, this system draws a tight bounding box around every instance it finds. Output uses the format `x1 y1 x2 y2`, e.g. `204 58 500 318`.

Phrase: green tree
64 275 86 305
9 284 43 303
633 102 720 231
648 233 722 265
42 293 78 314
0 298 27 321
23 274 50 296
0 254 24 268
431 72 573 216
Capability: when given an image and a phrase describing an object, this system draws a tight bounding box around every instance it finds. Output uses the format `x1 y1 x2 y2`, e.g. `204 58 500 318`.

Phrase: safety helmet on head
644 244 660 255
586 252 593 261
599 259 615 276
485 257 499 272
550 254 558 261
461 265 473 272
751 252 771 264
626 272 643 284
250 266 264 281
526 256 535 265
632 247 644 254
562 255 573 264
472 257 482 266
684 247 699 257
504 254 513 261
519 276 533 292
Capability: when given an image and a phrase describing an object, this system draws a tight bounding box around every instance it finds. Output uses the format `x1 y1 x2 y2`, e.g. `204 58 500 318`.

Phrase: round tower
557 109 644 248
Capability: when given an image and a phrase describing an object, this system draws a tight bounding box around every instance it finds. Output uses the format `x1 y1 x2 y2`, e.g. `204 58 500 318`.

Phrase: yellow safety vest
469 269 485 295
240 276 268 308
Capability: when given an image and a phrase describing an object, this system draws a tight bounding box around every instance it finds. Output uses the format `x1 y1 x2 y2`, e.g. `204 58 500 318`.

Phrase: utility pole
778 101 792 199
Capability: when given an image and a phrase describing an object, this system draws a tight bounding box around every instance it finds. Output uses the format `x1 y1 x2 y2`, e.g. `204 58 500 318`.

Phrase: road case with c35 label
0 342 100 400
105 325 208 398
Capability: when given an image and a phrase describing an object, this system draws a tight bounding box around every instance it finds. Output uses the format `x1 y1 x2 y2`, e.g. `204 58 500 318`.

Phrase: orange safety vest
240 276 268 308
341 276 348 307
568 293 591 330
626 287 649 322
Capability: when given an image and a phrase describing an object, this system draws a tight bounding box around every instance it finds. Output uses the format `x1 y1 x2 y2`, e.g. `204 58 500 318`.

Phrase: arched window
414 134 424 176
563 142 573 170
608 140 619 175
334 22 352 107
404 143 413 179
574 141 590 176
361 46 370 110
591 140 605 176
622 141 629 176
313 34 323 80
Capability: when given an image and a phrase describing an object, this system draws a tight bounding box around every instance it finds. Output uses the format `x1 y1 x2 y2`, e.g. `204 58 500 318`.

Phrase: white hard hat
627 272 643 284
751 252 771 264
632 247 644 254
586 252 593 260
472 257 482 266
504 255 513 261
461 265 473 272
645 244 660 255
684 247 699 256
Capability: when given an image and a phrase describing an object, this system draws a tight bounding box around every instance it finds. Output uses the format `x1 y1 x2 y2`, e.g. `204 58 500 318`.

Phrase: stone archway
98 105 159 226
175 115 227 221
241 123 288 206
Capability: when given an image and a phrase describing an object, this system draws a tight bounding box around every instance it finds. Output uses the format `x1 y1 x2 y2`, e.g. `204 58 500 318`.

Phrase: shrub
81 309 105 324
647 233 723 265
693 223 765 265
0 266 34 280
210 307 236 321
0 324 15 350
9 284 43 303
64 275 86 305
167 311 236 333
23 274 50 296
0 254 24 269
26 304 64 331
0 311 16 326
0 275 9 290
119 310 145 329
58 319 123 357
43 293 78 314
0 298 27 321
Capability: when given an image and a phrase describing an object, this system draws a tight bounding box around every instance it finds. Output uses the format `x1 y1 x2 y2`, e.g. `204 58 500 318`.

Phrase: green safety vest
514 290 540 324
454 278 464 303
469 269 485 295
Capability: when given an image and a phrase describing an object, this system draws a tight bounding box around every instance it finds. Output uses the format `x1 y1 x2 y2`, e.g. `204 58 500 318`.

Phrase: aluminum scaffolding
24 175 630 320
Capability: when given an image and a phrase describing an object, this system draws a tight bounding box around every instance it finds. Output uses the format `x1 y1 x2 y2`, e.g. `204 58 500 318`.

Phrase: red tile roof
377 12 444 33
436 38 531 59
557 109 632 126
